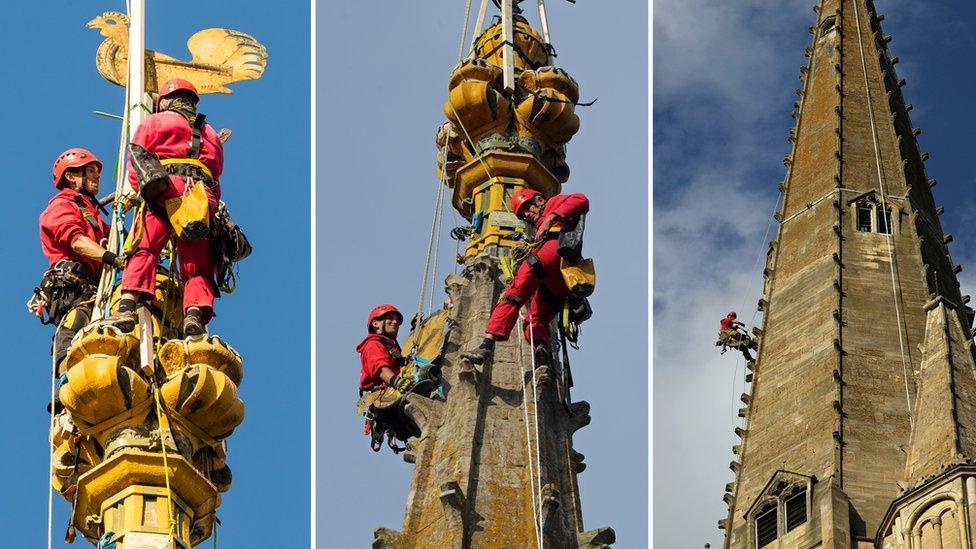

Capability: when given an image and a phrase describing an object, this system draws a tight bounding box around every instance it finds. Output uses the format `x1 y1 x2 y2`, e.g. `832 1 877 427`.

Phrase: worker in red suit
357 304 412 394
104 78 224 336
718 311 756 361
38 148 122 374
462 188 589 365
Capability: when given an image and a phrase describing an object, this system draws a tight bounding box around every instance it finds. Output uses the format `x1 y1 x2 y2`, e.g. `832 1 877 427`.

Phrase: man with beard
38 148 121 375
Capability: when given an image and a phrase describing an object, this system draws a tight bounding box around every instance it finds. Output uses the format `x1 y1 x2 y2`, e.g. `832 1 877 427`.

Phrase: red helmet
156 78 199 109
727 311 737 319
510 188 542 218
52 148 102 188
367 304 403 332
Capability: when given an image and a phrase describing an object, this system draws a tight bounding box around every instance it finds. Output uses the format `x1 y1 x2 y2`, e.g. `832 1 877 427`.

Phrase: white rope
525 313 544 549
851 0 913 426
517 316 543 549
427 182 446 315
458 0 474 63
417 176 444 322
47 352 57 549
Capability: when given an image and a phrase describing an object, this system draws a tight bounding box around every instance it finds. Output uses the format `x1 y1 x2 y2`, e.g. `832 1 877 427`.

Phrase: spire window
853 197 893 234
749 475 814 548
818 16 837 39
784 486 808 532
755 503 778 547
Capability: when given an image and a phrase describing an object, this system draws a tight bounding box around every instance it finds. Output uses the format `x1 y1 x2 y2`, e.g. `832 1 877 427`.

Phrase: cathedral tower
721 1 975 547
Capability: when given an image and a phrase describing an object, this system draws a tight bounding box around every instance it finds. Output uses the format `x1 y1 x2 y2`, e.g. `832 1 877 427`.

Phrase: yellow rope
152 388 178 536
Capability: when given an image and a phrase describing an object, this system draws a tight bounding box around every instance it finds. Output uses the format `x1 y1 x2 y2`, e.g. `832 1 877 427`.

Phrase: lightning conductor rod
536 0 551 44
469 0 491 59
126 0 156 376
501 0 515 91
92 110 124 121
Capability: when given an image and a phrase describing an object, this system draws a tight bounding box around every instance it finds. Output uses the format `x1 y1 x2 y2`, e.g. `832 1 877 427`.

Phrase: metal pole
536 0 551 45
501 0 515 91
126 0 155 374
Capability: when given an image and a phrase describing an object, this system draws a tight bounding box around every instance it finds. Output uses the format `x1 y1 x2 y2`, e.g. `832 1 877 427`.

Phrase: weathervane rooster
88 11 267 94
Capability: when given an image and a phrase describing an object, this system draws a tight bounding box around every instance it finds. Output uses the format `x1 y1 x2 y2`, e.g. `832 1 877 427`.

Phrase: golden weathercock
48 9 265 548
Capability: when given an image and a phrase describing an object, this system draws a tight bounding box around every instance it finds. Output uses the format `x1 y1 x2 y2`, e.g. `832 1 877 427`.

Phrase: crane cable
851 0 913 426
517 314 544 549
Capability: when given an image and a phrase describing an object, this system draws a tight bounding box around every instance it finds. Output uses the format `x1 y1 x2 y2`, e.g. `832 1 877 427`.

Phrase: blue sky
317 1 648 546
0 1 309 546
654 0 976 545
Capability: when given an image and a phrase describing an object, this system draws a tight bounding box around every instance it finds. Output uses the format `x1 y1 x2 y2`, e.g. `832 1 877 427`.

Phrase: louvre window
784 488 807 532
756 505 778 547
876 207 892 234
855 200 893 233
857 204 873 232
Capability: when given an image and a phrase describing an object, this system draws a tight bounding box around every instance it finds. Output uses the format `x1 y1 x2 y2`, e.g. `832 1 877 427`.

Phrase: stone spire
903 297 976 486
372 6 612 548
874 298 976 546
720 0 971 547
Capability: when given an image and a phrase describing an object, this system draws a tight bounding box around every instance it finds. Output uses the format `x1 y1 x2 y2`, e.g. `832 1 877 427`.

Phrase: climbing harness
27 261 97 326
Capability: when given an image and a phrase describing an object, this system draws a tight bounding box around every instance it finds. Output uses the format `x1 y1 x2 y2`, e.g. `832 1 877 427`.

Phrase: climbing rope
517 315 544 549
428 178 446 316
523 313 545 549
851 0 914 426
152 387 178 536
417 176 447 324
47 351 57 549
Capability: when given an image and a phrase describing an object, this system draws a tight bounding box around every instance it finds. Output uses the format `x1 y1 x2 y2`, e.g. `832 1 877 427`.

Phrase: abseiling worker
105 78 224 336
718 311 756 361
462 188 590 365
38 148 123 375
357 304 413 394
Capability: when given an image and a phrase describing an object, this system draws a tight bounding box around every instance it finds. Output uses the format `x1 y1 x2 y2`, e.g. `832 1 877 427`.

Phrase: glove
390 373 414 393
102 251 125 269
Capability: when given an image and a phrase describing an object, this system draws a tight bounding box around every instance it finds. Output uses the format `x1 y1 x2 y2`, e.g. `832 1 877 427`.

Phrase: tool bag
211 202 252 292
26 261 97 326
164 179 211 240
560 256 595 298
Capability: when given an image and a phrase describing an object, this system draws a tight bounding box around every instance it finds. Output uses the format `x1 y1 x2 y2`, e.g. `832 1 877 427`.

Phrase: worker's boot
182 307 206 337
533 341 551 366
102 299 138 333
461 338 495 365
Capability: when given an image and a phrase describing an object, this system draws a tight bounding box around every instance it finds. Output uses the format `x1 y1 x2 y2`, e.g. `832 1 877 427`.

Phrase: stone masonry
373 256 613 548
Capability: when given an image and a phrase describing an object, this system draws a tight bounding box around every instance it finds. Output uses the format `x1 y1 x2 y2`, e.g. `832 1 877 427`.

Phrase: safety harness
29 195 104 326
28 261 97 326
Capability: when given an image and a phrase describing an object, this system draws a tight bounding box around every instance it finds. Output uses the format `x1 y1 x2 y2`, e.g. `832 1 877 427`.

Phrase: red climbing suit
39 188 110 276
485 193 590 343
357 334 404 392
121 110 224 316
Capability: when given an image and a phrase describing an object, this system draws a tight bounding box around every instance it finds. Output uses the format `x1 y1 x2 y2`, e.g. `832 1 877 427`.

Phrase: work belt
160 158 216 188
